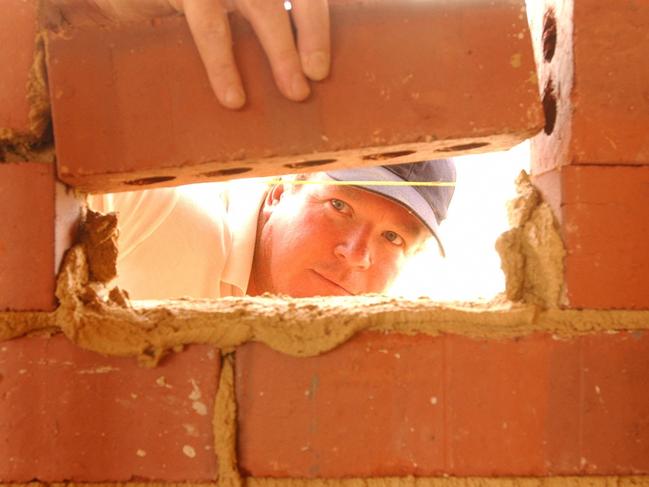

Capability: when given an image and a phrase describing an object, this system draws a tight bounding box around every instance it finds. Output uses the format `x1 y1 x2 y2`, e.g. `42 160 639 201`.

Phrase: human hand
48 0 330 109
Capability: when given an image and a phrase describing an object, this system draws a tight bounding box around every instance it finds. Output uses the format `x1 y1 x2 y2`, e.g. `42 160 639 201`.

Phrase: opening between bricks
87 143 535 303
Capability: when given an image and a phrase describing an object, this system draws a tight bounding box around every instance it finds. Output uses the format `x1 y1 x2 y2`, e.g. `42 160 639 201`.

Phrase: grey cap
326 159 456 255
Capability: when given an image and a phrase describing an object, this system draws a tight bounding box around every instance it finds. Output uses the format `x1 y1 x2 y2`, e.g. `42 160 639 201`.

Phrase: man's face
249 175 430 297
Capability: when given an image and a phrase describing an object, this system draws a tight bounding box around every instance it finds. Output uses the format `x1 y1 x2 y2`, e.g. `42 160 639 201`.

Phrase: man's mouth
310 270 355 296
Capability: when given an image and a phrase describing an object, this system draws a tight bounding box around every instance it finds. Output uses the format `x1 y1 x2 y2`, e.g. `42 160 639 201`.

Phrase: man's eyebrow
328 185 427 240
396 215 428 242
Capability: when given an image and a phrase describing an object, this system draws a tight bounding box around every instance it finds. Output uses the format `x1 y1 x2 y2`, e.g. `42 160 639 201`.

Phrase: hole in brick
436 142 489 152
284 158 337 169
362 150 416 161
124 176 177 186
200 167 252 177
542 9 557 62
542 79 557 135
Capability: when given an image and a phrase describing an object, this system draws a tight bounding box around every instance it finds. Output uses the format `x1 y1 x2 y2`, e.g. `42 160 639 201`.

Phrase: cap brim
325 167 446 256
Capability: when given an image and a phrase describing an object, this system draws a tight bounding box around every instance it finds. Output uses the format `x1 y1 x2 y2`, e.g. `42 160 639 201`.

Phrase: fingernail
303 50 330 81
223 86 245 109
290 73 310 100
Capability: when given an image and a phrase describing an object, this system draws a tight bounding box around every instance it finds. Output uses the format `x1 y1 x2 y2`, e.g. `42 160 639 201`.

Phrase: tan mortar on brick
26 29 50 143
214 354 243 487
2 476 649 487
0 21 50 148
496 171 565 308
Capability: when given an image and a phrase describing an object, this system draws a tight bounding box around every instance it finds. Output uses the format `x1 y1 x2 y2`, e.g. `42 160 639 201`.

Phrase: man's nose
334 228 372 269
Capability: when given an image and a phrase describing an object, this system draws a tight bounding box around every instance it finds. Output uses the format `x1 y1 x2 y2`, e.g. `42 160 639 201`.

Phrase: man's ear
266 183 286 206
260 183 287 223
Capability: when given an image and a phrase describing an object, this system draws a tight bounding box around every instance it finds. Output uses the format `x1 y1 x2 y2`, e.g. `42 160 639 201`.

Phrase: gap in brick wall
390 140 530 301
92 141 530 302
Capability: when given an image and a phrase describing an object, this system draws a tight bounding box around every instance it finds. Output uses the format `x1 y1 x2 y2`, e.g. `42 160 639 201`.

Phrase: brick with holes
528 0 649 172
47 0 542 193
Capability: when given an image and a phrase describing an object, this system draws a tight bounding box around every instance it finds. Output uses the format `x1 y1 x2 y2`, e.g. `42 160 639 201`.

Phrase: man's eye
330 199 347 211
383 230 404 246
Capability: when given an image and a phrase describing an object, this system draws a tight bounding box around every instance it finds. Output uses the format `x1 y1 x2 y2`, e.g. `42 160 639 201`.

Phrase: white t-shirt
89 181 267 300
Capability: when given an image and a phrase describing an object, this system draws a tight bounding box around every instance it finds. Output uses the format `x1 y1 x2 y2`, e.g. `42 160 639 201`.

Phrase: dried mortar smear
496 171 565 308
214 355 242 487
0 23 50 149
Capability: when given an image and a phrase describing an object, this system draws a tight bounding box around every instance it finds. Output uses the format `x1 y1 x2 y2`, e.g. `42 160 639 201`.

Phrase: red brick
529 0 649 173
236 332 649 477
236 333 445 477
571 2 649 165
0 162 82 311
533 165 649 309
580 331 649 473
0 0 40 142
0 335 220 482
446 334 580 475
544 334 582 473
530 167 562 223
47 1 542 193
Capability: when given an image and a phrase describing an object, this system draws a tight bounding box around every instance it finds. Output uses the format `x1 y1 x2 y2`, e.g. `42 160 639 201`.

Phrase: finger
183 0 246 109
238 0 310 102
290 0 330 81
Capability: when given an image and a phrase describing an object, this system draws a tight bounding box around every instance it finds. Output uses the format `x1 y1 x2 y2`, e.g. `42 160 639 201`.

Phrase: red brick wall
1 0 648 484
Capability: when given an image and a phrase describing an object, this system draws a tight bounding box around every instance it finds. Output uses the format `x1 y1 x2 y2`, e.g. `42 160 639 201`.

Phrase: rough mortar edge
0 311 56 342
26 29 51 142
496 171 565 308
1 243 648 364
2 477 649 487
214 354 242 487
